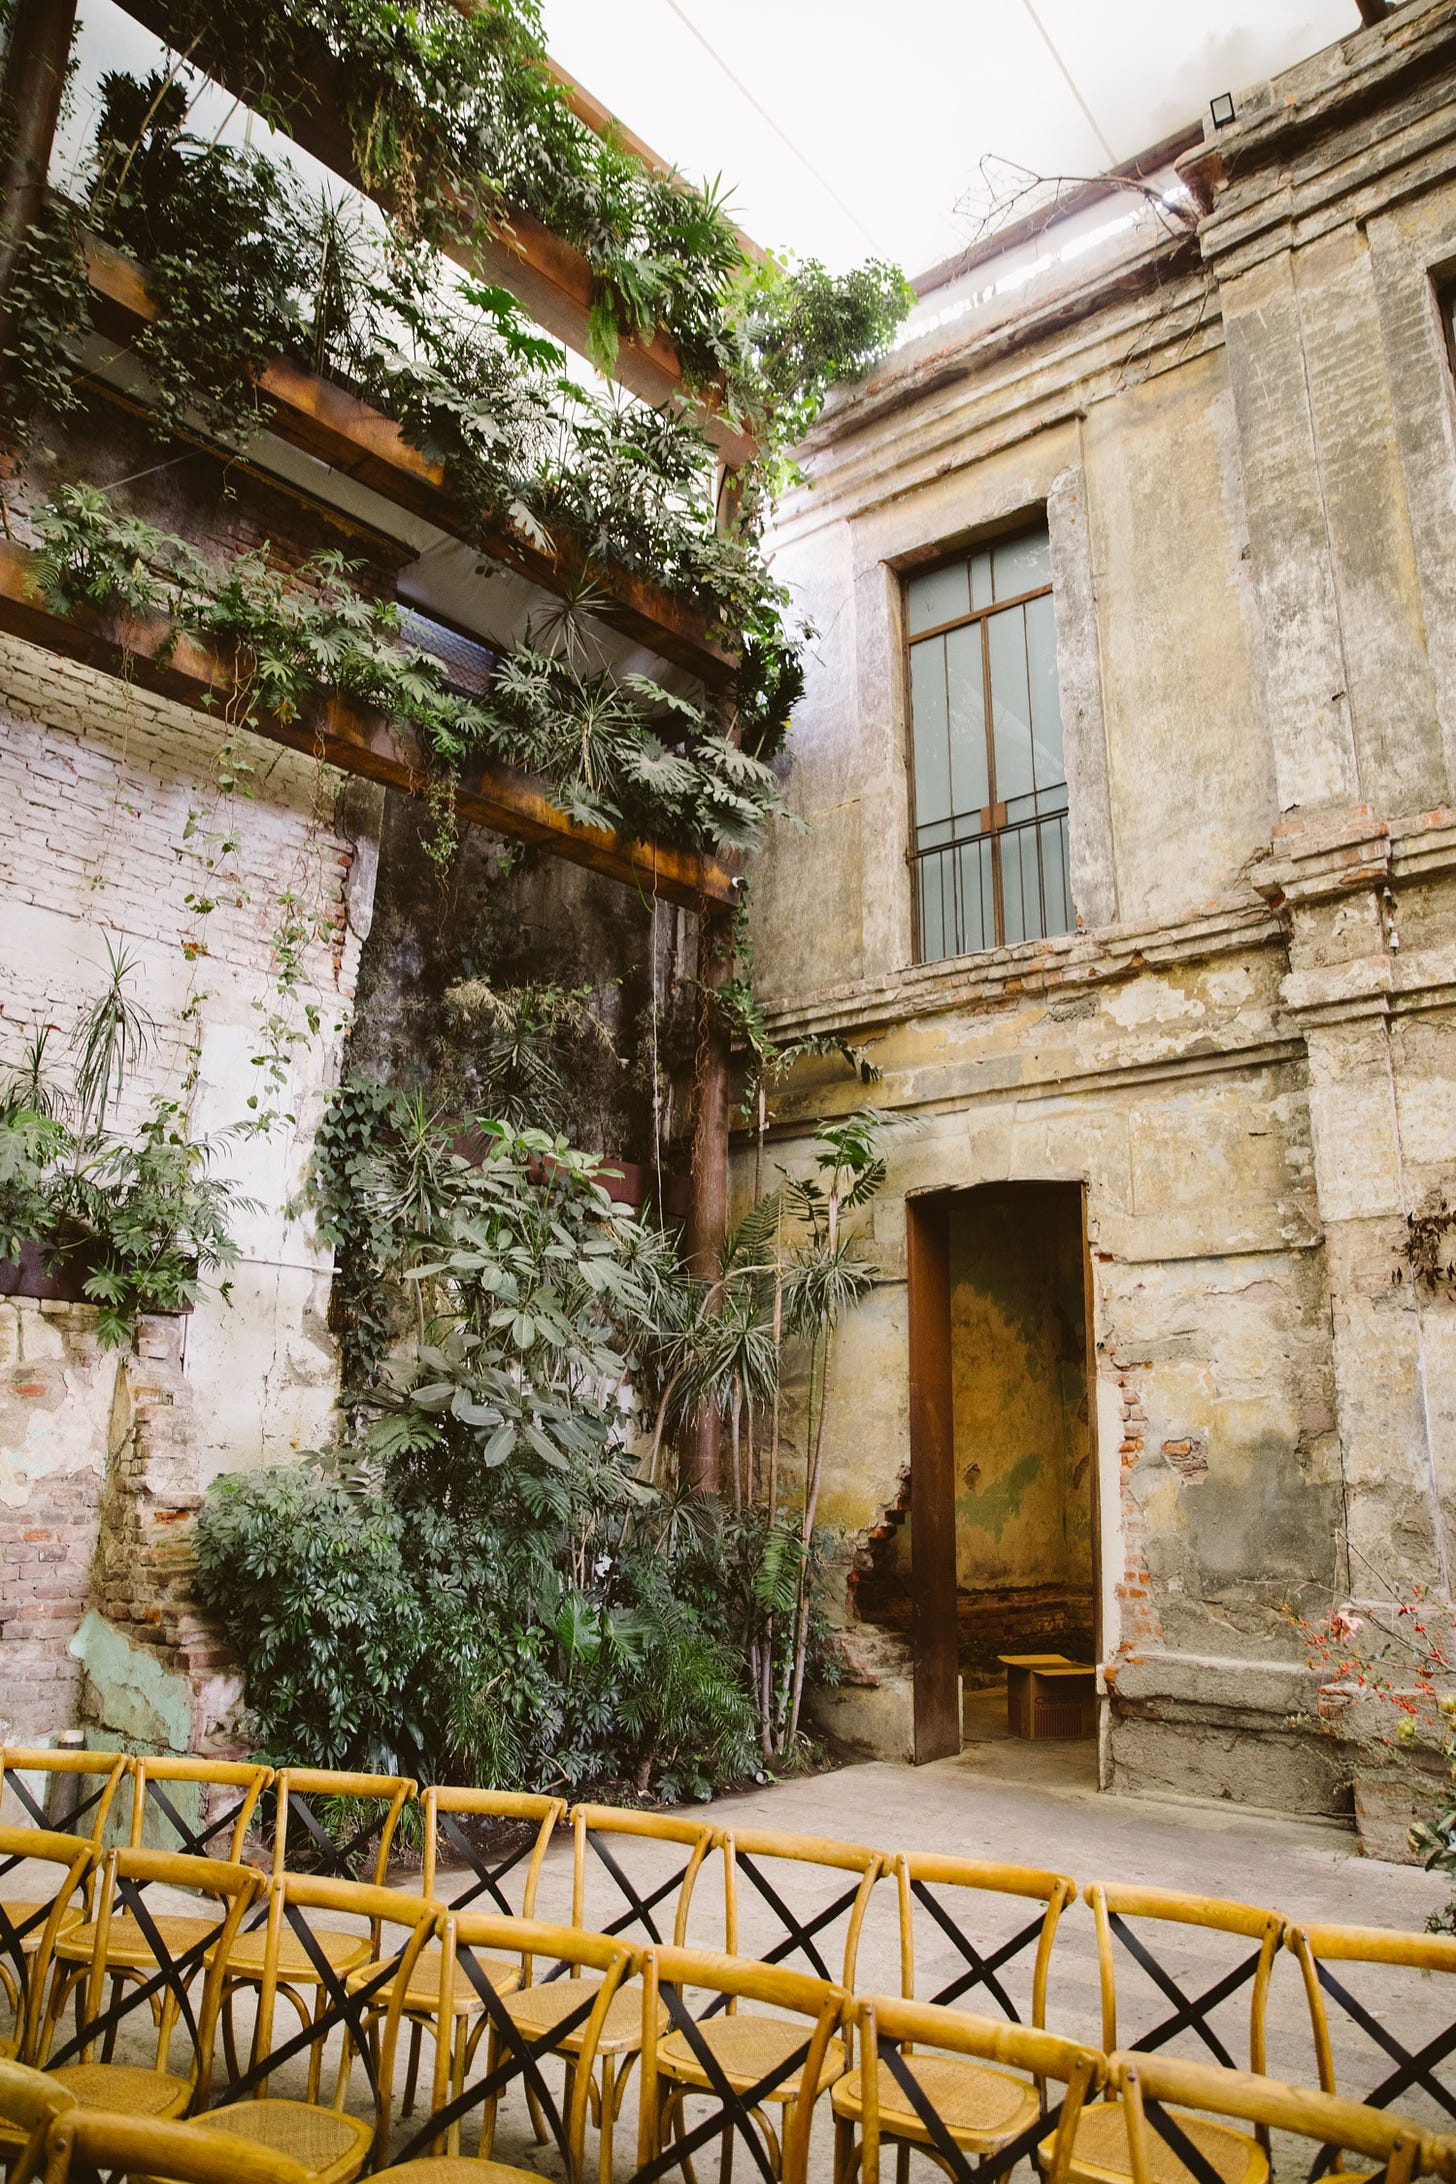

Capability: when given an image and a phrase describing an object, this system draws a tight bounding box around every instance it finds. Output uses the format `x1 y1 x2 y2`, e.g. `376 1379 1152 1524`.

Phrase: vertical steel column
0 0 78 319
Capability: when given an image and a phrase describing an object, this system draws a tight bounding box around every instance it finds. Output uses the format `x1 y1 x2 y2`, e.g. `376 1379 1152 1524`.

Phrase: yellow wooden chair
1038 1883 1286 2184
832 1855 1078 2183
1111 2052 1452 2184
497 1803 721 2184
0 1829 94 2063
35 1847 261 2122
845 1996 1105 2184
0 2052 77 2184
41 2105 312 2184
349 1785 565 2126
189 1877 437 2184
1287 1920 1456 2147
379 1915 636 2180
638 1945 849 2184
218 1768 415 2098
129 1756 274 1866
0 1747 129 1958
650 1827 882 2146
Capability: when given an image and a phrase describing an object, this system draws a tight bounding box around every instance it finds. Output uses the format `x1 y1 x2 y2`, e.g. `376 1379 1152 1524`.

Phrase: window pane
1024 590 1065 794
958 839 992 955
907 561 969 635
999 826 1030 947
969 547 994 612
919 851 947 961
944 622 989 820
1041 811 1074 937
987 603 1034 805
910 638 952 831
993 527 1051 600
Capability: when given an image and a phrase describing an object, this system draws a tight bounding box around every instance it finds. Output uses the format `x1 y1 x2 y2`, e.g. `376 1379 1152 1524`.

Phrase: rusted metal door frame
906 1190 959 1762
905 1179 1101 1764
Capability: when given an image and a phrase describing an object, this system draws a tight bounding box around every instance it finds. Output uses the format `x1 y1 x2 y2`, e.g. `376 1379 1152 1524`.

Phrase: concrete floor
5 1754 1453 2180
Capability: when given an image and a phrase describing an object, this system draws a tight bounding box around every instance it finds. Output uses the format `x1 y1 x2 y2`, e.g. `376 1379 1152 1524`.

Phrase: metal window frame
904 542 1069 963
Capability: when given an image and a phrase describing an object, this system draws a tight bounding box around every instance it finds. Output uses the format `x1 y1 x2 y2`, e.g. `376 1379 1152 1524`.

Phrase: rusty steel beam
113 0 757 467
0 538 738 911
83 238 737 686
0 0 79 311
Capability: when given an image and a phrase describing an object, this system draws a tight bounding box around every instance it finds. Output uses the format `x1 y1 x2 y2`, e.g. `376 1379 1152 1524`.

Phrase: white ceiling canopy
541 0 1370 275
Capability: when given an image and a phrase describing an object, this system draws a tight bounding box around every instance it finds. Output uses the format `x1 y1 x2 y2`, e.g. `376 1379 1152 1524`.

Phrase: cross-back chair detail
1287 1921 1456 2157
1 1748 129 1856
568 1803 721 1952
422 1785 564 1918
846 1995 1105 2184
1088 1884 1285 2075
269 1769 416 1886
722 1830 884 1996
380 1915 636 2180
129 1757 273 1866
36 1847 261 2122
895 1852 1077 2024
0 2055 77 2184
1112 2051 1453 2184
0 1829 93 2063
639 1945 849 2184
194 1876 438 2183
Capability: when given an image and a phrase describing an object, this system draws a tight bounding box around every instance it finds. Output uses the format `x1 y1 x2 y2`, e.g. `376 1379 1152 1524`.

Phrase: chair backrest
1111 2050 1451 2184
129 1755 273 1865
723 1827 884 1989
569 1802 722 1951
0 2057 75 2184
1287 1920 1456 2144
42 2108 312 2184
896 1852 1078 2028
854 1994 1106 2184
1 1746 129 1849
0 1828 93 2062
269 1767 415 1885
420 1785 564 1917
639 1945 849 2184
1087 1882 1285 2073
37 1847 260 2094
217 1874 438 2135
385 1914 635 2175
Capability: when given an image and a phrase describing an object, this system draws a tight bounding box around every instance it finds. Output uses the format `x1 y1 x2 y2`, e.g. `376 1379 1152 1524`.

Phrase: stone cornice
756 896 1279 1045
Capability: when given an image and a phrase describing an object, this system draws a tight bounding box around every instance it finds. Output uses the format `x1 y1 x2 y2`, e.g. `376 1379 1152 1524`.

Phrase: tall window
906 524 1073 962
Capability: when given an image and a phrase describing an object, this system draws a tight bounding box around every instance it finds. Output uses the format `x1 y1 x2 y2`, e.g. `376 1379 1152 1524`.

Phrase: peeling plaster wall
0 635 380 1740
745 1 1456 1821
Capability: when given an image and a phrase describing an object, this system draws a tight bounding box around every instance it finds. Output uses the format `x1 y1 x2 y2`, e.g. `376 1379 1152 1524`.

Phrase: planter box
0 1237 96 1305
0 1237 193 1314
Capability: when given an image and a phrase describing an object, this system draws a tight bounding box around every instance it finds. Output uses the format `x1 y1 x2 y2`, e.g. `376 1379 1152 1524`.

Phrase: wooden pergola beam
0 538 738 910
83 238 737 687
115 0 757 468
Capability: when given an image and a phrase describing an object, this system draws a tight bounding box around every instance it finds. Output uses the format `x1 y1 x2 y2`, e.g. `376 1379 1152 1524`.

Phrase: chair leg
402 2018 423 2117
599 2053 617 2184
833 2113 857 2184
478 2026 501 2158
447 2014 468 2158
896 2139 911 2184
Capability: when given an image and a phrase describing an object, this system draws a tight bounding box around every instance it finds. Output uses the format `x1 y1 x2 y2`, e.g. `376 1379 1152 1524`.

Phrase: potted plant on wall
0 941 249 1347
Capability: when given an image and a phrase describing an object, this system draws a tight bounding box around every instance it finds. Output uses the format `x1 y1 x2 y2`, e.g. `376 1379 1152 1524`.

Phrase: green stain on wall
956 1448 1045 1542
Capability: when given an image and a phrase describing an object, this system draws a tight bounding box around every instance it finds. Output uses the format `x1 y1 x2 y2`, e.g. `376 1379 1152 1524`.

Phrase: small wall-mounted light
1210 91 1237 129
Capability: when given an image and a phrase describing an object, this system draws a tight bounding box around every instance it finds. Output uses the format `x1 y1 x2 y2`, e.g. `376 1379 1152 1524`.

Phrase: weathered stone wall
746 0 1456 1823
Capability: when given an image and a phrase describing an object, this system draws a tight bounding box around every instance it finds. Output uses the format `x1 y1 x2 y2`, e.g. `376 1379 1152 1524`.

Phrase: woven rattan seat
660 2014 847 2101
376 2162 540 2183
349 1944 520 2017
832 2053 1036 2144
194 2097 372 2183
56 1911 218 1969
1054 2099 1268 2184
50 2061 191 2117
3 1900 83 1952
221 1924 370 1982
503 1975 658 2055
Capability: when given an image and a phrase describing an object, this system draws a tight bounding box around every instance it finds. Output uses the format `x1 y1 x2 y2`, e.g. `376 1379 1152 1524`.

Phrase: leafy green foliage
30 488 783 858
0 954 249 1348
739 255 918 448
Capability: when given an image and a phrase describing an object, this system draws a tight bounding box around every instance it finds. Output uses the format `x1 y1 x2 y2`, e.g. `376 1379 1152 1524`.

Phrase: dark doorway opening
906 1182 1098 1763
